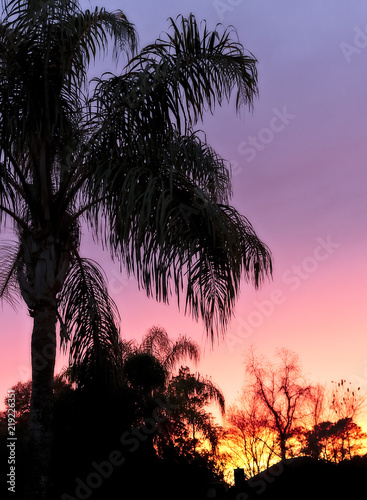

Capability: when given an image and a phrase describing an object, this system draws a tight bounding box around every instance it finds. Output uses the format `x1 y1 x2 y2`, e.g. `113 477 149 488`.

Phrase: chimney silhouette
234 468 245 488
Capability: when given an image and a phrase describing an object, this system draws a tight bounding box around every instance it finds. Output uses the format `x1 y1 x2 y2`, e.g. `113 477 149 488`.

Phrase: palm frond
0 0 136 169
139 325 171 359
58 256 122 389
57 6 137 89
197 375 226 416
128 14 258 130
0 239 21 307
163 335 200 371
82 15 269 341
72 7 137 63
86 149 271 340
139 326 200 371
89 69 232 205
0 162 17 225
118 337 136 360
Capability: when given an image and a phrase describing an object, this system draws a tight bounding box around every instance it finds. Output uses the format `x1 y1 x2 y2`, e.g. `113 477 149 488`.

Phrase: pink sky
1 0 367 420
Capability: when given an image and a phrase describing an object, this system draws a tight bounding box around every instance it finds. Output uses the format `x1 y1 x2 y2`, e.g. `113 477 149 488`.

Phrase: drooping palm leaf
0 239 21 307
58 256 122 388
85 140 271 339
139 326 200 370
139 325 172 359
82 15 271 341
127 14 258 130
163 335 200 372
85 104 272 338
0 161 19 226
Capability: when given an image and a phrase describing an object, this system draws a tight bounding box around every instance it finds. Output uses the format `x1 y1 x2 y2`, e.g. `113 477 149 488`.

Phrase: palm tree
115 328 224 464
120 326 198 396
65 324 200 394
0 1 272 497
125 325 200 374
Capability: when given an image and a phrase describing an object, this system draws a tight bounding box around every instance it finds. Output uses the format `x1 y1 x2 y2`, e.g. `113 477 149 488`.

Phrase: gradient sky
1 0 367 420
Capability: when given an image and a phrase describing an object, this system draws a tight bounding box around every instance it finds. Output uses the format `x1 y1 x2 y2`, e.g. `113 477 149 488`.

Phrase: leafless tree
226 390 279 477
330 379 366 422
243 347 313 461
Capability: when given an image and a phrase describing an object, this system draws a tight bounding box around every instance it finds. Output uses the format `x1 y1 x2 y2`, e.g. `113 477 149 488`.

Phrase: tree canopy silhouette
241 348 312 462
121 326 200 395
164 366 225 457
0 1 272 497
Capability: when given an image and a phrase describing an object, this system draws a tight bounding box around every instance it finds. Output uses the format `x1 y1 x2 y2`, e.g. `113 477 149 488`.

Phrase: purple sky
1 0 367 419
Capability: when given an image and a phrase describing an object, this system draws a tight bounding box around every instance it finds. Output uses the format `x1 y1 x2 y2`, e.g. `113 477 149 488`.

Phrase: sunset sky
1 0 367 421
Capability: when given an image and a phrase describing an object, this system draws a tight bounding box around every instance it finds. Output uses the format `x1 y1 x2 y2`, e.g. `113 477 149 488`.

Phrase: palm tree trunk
28 304 57 500
17 231 70 499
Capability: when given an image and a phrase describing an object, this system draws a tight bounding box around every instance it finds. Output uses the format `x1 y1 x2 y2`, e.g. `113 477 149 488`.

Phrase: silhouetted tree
301 379 367 462
305 383 327 431
0 1 272 496
59 329 224 497
60 325 201 450
122 326 200 385
0 376 75 499
243 348 312 461
226 390 279 477
115 327 200 416
0 376 72 431
303 417 367 462
3 381 31 424
330 379 366 422
155 366 225 474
